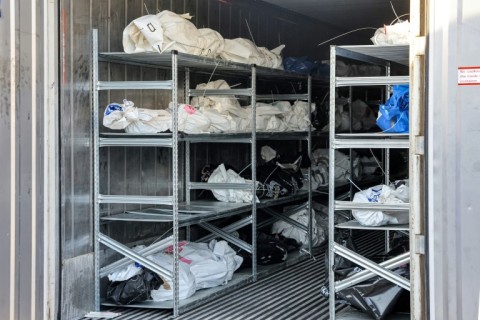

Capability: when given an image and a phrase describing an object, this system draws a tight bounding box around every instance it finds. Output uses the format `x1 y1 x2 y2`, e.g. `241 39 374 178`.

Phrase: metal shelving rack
327 45 411 319
92 29 316 316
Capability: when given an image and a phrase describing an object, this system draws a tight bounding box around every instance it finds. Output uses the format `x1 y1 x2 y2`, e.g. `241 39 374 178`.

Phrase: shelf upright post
92 28 101 311
251 65 257 281
307 74 313 254
171 51 180 318
185 68 191 205
385 63 391 253
328 45 337 320
185 68 191 242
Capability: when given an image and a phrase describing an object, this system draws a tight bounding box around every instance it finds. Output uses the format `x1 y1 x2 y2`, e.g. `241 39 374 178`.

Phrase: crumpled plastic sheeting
352 181 410 226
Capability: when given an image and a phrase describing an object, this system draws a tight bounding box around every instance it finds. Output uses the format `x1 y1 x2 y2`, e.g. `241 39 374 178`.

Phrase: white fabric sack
220 38 284 68
200 108 235 133
271 206 325 248
352 183 410 226
148 253 196 301
207 163 258 203
220 38 264 65
258 45 285 69
190 80 246 119
371 20 411 45
197 28 225 57
176 104 211 133
265 116 287 131
103 100 172 133
107 263 143 282
283 101 312 131
123 11 203 55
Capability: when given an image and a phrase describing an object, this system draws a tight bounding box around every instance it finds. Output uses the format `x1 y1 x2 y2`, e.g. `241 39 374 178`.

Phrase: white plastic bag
190 80 247 120
311 149 361 187
271 206 325 247
180 242 229 290
371 20 411 45
180 241 243 289
103 100 172 133
176 104 211 133
208 240 243 281
207 163 258 203
283 101 312 131
148 253 196 301
107 263 143 282
352 182 410 226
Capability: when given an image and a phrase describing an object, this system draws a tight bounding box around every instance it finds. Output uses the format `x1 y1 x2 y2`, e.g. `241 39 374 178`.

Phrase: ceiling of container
261 0 410 32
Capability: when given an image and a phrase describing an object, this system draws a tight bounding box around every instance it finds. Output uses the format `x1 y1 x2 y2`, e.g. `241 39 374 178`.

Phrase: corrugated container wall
428 0 480 319
58 1 358 318
0 0 58 319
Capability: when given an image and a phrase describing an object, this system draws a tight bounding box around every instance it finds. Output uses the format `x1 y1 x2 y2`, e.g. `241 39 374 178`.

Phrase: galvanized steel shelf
328 45 411 320
93 29 315 316
336 220 409 231
336 75 409 87
333 133 409 149
99 51 324 81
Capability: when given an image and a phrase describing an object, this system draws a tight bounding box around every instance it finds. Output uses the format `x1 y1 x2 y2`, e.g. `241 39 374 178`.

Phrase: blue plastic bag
376 85 409 133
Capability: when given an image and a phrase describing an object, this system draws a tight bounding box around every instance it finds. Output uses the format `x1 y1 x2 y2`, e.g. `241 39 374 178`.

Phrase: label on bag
458 66 480 85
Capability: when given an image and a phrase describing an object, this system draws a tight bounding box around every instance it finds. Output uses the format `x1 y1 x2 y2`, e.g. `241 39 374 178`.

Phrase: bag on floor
336 267 409 320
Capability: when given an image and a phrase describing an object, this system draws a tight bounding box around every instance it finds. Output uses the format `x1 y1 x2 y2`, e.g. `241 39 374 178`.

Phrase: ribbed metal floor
90 232 385 320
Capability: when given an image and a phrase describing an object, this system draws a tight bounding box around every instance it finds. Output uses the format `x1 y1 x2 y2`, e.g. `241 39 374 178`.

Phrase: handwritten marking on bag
458 66 480 85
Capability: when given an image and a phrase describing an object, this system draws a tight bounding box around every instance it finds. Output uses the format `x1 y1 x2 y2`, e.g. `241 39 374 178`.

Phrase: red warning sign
458 66 480 85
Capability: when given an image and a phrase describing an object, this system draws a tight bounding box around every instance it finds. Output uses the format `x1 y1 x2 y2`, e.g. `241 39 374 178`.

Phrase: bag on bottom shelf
270 205 326 247
352 181 409 226
180 240 243 290
147 253 197 301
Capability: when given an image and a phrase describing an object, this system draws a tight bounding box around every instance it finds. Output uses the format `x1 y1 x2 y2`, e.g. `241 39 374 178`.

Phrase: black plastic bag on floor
336 266 409 320
107 269 163 305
